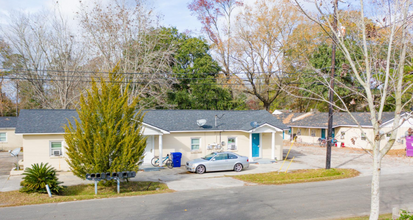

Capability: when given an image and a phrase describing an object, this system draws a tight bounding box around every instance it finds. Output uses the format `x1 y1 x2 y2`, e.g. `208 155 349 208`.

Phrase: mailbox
129 171 136 178
86 173 92 180
90 173 96 179
105 172 111 180
121 171 129 179
112 172 119 179
100 173 106 179
95 173 101 179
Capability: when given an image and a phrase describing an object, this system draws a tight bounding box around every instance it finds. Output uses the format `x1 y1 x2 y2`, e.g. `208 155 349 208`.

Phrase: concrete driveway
133 160 312 192
0 152 22 192
286 144 413 176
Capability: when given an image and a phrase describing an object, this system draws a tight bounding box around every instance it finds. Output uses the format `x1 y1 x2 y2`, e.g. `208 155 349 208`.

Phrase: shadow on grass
63 181 165 196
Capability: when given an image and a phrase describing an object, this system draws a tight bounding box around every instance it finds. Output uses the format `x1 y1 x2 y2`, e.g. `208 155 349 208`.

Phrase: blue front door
252 133 260 157
321 129 326 139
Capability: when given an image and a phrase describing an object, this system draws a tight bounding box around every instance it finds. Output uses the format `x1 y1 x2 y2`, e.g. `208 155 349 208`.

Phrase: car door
228 153 239 170
209 153 229 171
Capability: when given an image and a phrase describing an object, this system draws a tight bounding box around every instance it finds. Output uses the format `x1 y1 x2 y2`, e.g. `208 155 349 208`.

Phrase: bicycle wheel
151 156 159 167
166 159 173 169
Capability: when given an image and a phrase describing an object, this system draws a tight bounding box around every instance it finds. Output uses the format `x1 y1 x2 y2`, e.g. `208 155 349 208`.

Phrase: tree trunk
264 102 270 111
370 142 381 220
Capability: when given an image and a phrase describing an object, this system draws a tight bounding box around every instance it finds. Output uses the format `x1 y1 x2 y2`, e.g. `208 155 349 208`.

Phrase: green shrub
399 210 413 220
20 163 64 194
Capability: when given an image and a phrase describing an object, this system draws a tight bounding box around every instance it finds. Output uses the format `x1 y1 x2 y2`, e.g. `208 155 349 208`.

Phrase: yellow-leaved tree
64 67 146 180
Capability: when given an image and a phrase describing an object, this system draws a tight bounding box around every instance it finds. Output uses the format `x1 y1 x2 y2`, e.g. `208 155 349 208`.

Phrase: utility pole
15 81 19 117
326 0 338 169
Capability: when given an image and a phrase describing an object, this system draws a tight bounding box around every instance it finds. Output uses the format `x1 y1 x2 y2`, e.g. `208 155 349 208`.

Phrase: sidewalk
0 161 313 192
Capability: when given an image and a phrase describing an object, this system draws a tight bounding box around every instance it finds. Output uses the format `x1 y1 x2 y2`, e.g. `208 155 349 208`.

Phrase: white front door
143 136 154 164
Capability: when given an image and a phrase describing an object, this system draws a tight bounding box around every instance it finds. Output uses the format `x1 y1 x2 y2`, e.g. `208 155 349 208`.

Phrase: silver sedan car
186 152 249 174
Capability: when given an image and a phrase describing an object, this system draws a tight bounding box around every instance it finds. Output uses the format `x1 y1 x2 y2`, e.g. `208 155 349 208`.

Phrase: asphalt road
1 172 412 220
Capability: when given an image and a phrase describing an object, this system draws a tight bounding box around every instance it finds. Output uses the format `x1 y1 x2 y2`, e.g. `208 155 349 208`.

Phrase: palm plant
20 163 63 194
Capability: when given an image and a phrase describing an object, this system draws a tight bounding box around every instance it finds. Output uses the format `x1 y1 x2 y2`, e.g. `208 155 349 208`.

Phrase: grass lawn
229 168 360 185
337 213 392 220
0 181 173 207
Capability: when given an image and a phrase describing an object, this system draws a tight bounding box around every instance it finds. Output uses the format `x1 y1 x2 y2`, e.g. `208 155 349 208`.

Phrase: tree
292 0 413 218
159 27 246 110
78 0 176 108
231 0 306 110
188 0 243 78
64 67 146 180
1 9 90 109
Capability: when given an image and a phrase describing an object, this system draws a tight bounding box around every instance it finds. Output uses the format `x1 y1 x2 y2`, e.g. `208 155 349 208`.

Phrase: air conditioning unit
53 150 61 156
227 144 236 150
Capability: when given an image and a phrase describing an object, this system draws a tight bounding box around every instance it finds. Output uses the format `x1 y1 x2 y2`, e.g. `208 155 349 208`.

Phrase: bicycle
318 138 337 147
151 154 173 169
318 138 327 147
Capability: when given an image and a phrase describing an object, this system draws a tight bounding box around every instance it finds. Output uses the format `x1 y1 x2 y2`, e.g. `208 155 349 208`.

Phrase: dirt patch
385 149 408 157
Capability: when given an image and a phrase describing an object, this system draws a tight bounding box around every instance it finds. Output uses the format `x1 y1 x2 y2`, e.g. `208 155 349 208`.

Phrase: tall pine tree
64 68 146 179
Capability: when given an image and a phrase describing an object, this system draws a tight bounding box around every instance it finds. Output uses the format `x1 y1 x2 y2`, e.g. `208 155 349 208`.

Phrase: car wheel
234 163 243 172
196 165 206 174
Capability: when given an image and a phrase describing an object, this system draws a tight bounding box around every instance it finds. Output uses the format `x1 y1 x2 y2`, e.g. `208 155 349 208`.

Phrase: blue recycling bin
170 152 182 167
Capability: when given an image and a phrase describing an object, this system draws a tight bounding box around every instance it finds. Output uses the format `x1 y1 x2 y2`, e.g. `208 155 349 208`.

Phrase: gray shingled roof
273 112 306 125
143 110 289 131
16 109 79 134
0 117 18 128
15 109 288 134
287 112 396 128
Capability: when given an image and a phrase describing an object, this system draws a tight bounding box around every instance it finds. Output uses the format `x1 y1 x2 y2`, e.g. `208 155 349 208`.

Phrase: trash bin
170 152 182 167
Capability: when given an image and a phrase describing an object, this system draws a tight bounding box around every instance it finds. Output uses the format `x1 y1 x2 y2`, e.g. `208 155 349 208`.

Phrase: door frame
321 129 326 139
143 135 154 164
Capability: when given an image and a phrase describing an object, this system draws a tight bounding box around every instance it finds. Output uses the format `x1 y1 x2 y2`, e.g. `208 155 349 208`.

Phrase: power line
0 68 295 76
0 76 296 86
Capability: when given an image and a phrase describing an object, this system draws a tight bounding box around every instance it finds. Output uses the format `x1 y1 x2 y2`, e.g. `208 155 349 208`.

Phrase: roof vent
197 119 207 127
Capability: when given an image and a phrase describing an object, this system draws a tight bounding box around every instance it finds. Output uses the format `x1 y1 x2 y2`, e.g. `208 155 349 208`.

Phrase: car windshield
202 153 216 160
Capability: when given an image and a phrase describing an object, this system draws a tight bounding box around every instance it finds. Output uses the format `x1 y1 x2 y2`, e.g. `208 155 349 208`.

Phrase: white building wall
23 134 70 171
0 128 23 151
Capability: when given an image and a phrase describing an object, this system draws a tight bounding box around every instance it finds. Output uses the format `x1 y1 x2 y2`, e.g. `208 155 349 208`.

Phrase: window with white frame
227 137 237 150
341 131 345 139
191 138 200 151
361 132 367 141
50 141 63 156
0 133 6 142
297 129 301 135
310 130 316 137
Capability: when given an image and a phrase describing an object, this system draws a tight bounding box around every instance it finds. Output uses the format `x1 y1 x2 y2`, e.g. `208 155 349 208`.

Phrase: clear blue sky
0 0 203 34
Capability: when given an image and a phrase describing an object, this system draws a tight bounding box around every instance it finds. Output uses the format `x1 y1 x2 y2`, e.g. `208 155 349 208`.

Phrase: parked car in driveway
186 152 249 174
